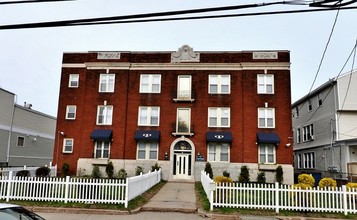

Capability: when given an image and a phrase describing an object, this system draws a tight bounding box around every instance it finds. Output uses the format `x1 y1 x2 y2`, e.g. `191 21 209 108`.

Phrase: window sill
173 98 195 102
172 132 194 136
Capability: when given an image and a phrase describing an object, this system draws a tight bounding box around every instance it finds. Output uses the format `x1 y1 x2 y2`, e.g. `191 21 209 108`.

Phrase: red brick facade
54 45 293 182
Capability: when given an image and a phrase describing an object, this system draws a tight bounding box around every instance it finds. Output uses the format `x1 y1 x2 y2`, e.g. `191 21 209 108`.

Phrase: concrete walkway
142 182 197 213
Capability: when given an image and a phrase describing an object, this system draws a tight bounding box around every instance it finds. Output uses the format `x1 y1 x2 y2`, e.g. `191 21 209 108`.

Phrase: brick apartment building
53 45 294 184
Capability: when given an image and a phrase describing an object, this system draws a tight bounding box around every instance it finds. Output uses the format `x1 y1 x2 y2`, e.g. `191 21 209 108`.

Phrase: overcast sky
0 0 356 117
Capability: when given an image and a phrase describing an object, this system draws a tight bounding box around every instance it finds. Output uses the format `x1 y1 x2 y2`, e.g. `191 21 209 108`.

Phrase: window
63 138 73 153
303 152 315 169
308 99 312 112
69 74 79 88
303 124 314 142
258 108 275 128
65 105 76 120
137 142 158 160
296 128 301 143
176 108 191 133
17 136 25 147
297 154 302 169
177 75 192 99
97 105 113 125
295 106 299 118
99 74 115 92
94 141 110 159
257 74 274 94
208 143 230 162
209 75 230 94
208 107 230 127
138 107 159 126
259 144 276 164
318 93 323 107
140 74 161 93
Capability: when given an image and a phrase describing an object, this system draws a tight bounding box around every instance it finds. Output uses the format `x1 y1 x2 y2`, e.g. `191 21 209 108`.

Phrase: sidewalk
142 182 197 213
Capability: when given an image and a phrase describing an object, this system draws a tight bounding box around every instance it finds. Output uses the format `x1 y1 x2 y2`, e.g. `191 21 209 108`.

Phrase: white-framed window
65 105 76 120
297 153 302 169
258 108 275 128
17 136 25 147
303 152 315 169
63 138 73 153
137 142 158 160
259 144 276 164
308 99 312 112
140 74 161 93
295 106 299 118
209 75 230 94
296 128 301 143
208 107 230 127
176 108 191 133
208 143 230 162
97 105 113 125
318 93 323 107
69 74 79 88
94 141 110 159
99 74 115 92
177 75 192 99
138 106 159 126
257 74 274 94
303 124 314 142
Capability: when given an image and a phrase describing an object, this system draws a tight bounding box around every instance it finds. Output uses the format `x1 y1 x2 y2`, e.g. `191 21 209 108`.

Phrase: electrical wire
0 4 356 30
0 0 74 4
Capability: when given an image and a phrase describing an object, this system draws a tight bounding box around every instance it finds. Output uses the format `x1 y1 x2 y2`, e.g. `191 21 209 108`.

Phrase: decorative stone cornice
171 45 200 63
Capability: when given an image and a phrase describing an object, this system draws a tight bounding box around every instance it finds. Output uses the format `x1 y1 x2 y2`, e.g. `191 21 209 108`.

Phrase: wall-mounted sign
253 52 278 59
97 52 121 59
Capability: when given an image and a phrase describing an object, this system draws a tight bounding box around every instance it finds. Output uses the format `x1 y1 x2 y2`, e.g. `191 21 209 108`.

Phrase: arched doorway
170 137 195 180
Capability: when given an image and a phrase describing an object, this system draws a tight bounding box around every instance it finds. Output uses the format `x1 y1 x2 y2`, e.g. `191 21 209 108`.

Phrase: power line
0 4 356 30
0 0 74 5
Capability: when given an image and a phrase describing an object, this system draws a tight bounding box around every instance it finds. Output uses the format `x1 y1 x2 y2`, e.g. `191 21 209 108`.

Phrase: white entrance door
176 153 190 179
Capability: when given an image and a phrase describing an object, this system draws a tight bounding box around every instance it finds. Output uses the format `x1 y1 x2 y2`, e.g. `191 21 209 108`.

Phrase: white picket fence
201 171 357 215
0 165 57 177
0 169 161 208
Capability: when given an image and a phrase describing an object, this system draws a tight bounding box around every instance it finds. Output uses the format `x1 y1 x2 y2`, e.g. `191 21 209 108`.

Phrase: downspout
6 94 17 165
122 62 131 169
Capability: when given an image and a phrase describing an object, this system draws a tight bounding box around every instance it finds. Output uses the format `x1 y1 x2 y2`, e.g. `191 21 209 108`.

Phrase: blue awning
257 132 280 144
206 132 232 142
90 129 112 140
135 130 160 141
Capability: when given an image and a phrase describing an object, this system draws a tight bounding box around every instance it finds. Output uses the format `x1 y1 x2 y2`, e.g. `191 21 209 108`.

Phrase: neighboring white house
292 69 357 182
0 88 56 167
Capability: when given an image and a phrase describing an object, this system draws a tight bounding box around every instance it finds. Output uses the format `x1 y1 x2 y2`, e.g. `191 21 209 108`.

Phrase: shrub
346 182 357 190
276 165 284 184
318 177 337 188
118 168 127 179
91 165 101 178
214 176 233 183
257 172 266 184
238 165 250 183
298 174 315 187
223 170 230 178
105 161 114 178
35 166 51 177
204 162 213 179
61 162 70 177
135 166 144 176
151 163 161 172
16 170 30 177
292 183 311 190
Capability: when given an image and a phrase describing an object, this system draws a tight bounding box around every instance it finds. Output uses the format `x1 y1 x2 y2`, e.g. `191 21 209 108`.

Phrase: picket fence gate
201 171 357 215
0 169 161 208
